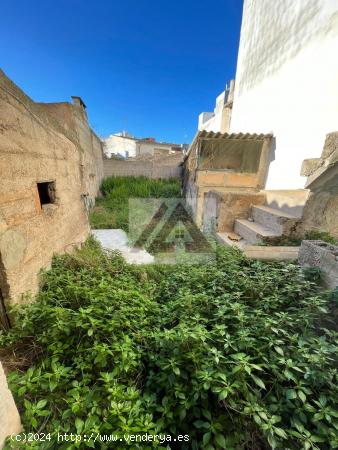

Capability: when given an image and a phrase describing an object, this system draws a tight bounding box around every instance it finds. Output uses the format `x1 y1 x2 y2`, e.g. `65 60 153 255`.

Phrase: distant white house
102 131 137 159
102 131 187 159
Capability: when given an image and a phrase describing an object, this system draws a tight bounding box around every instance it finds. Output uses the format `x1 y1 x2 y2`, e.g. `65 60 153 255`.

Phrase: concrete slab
234 219 281 244
91 229 154 265
252 205 298 234
244 246 299 261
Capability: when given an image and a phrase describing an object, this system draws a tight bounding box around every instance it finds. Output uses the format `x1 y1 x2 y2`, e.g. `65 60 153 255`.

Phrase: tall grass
90 176 181 230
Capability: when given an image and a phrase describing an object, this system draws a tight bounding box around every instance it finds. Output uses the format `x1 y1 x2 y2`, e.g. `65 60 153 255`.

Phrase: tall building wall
230 0 338 189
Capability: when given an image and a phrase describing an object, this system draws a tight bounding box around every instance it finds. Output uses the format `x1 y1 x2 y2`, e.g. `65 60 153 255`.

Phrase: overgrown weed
1 240 337 449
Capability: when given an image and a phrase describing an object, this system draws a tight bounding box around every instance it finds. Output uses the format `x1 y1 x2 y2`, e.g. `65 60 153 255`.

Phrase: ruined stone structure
182 130 315 253
186 129 338 257
183 131 273 227
192 0 338 260
0 70 104 324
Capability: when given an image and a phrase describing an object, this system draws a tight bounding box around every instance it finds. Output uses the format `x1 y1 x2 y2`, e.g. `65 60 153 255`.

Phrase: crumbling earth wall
0 70 103 313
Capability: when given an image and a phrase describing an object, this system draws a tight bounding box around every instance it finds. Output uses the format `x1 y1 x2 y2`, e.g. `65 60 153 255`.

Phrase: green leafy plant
1 241 337 449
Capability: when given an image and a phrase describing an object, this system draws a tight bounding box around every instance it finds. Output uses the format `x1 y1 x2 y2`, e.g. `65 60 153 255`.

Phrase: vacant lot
90 176 181 230
1 239 337 449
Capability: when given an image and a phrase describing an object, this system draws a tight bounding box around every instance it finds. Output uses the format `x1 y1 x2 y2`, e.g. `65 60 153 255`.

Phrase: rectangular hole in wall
37 181 56 206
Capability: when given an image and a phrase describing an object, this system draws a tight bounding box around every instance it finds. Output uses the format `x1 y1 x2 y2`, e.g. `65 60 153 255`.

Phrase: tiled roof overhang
197 130 273 140
184 131 273 161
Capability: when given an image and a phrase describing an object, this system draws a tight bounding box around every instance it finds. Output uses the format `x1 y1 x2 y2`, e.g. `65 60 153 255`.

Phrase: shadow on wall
269 137 276 165
0 252 11 331
263 136 310 217
264 190 310 217
236 0 338 95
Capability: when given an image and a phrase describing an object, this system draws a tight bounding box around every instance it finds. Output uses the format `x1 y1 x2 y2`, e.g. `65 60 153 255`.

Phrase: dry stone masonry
299 240 338 289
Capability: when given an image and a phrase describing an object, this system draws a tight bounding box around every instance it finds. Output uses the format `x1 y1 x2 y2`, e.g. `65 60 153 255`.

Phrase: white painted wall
230 0 338 189
103 134 137 158
103 134 183 159
198 91 226 132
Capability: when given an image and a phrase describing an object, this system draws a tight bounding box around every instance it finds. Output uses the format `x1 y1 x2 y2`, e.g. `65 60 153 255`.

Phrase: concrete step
234 219 281 244
216 232 299 261
251 205 297 234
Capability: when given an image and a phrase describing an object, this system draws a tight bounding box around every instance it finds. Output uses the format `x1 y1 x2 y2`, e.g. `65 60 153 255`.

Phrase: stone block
299 240 338 289
225 173 257 187
301 158 323 177
322 132 338 159
197 171 226 186
0 362 21 448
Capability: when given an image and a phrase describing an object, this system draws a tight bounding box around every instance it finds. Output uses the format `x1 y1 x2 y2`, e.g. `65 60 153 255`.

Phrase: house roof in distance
103 131 187 148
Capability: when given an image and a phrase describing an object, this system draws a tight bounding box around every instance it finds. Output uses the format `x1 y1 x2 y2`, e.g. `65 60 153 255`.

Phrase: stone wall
230 0 338 189
297 132 338 238
299 240 338 289
0 70 104 315
0 361 21 448
297 192 338 238
203 190 266 233
183 131 273 225
103 156 182 179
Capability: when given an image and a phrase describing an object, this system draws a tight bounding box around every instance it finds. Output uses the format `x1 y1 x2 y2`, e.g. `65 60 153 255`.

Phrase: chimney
71 96 87 120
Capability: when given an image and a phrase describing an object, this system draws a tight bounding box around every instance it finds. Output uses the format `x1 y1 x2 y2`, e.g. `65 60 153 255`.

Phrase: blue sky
0 0 243 143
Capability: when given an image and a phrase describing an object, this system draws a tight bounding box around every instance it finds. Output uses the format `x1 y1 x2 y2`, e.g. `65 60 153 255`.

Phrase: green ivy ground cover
1 239 337 449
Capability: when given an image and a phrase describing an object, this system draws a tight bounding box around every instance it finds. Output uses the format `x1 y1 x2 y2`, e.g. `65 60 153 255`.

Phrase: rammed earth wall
0 70 104 314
